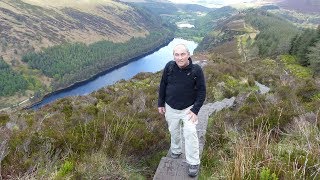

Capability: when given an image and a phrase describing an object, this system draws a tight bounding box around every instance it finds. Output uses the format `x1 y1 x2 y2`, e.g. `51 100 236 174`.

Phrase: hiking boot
170 153 181 159
188 164 199 177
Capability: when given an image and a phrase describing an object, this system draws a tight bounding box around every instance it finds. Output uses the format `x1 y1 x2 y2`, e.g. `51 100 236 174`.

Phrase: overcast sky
168 0 254 8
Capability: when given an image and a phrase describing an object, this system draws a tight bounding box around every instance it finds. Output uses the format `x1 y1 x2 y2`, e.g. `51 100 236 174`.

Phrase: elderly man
158 44 206 177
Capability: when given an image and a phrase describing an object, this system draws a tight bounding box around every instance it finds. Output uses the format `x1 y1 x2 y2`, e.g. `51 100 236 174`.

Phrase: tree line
246 10 320 75
245 9 300 57
289 26 320 75
0 57 28 96
22 30 173 90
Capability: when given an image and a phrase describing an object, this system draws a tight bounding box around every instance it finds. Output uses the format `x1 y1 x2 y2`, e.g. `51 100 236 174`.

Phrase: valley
0 0 320 179
0 0 174 109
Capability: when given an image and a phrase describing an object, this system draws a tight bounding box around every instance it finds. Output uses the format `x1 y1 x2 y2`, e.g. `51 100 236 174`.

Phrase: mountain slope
1 4 320 179
0 0 163 63
253 0 320 13
196 9 300 59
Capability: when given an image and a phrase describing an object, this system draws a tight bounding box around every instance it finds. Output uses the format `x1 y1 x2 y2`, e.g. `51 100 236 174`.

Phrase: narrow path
153 97 235 180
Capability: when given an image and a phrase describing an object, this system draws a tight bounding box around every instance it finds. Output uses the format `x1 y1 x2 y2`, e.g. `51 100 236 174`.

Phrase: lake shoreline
25 37 174 110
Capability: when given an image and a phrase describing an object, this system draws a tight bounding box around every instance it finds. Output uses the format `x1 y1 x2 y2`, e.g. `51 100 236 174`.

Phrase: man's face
173 45 190 68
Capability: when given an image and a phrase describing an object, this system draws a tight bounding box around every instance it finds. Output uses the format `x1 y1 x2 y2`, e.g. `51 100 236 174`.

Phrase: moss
286 64 312 79
280 54 297 65
280 54 312 79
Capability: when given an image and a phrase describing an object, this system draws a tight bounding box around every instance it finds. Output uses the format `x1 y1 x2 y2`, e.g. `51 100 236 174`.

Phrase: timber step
153 98 235 180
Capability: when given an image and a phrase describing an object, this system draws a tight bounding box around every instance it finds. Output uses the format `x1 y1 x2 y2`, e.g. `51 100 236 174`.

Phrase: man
158 44 206 177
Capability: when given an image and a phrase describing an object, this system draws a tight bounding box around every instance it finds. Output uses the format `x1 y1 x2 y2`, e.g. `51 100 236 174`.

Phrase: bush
260 167 278 180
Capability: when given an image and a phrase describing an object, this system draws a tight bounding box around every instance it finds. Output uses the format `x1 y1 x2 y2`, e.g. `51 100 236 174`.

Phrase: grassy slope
0 72 169 179
0 0 149 62
198 11 320 180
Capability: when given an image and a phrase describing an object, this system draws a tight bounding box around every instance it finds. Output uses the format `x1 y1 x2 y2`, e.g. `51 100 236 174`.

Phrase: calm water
33 38 198 109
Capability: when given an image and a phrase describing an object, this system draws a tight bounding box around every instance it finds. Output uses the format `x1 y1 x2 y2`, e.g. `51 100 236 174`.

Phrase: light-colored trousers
165 103 200 165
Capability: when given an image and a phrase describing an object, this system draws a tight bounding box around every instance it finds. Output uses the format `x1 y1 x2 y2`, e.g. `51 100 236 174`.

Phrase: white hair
173 44 190 55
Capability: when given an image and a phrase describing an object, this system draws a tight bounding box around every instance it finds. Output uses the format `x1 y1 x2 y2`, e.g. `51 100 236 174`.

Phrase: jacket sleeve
158 63 169 107
190 65 206 115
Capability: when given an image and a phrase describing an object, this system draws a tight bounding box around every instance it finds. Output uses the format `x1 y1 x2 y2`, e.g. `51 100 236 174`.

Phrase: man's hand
158 107 166 115
187 110 198 124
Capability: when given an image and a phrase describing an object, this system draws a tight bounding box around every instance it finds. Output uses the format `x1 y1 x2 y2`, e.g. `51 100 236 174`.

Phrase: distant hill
0 0 165 63
263 0 320 13
121 0 212 15
194 6 240 53
196 9 300 59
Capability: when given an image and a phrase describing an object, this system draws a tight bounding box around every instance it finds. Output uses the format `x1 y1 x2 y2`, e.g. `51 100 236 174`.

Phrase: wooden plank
153 157 195 180
153 98 235 180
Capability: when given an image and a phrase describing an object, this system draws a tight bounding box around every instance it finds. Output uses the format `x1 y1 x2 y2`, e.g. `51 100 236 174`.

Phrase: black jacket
158 58 206 115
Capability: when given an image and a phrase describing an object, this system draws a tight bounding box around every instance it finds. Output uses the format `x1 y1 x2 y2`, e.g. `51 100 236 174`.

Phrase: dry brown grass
22 0 130 11
226 20 246 32
210 39 242 60
201 112 320 179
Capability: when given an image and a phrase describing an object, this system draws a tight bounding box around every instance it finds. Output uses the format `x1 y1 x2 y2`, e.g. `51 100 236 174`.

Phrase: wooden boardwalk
153 97 235 180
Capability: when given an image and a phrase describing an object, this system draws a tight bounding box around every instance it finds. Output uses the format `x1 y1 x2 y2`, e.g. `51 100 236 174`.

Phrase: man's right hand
158 107 166 115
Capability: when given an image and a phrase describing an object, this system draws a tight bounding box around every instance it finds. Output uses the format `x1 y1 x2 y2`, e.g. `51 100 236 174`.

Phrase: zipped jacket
158 58 206 115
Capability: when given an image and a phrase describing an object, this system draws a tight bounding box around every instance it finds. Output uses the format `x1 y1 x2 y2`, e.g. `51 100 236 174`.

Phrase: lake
32 38 198 109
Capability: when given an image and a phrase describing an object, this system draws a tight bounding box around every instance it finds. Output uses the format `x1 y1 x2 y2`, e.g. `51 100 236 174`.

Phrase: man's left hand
187 110 198 124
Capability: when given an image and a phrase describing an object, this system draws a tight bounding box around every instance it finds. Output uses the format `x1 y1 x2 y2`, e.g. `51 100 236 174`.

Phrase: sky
168 0 255 8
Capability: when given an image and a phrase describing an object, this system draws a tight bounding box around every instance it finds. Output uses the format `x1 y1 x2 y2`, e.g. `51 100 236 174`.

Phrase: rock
255 81 270 94
6 122 19 131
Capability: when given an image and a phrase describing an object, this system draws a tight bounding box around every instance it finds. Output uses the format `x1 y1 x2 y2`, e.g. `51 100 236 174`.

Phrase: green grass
280 55 313 79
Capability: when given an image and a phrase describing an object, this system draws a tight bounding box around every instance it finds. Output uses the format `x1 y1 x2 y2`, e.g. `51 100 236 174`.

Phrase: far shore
23 37 174 110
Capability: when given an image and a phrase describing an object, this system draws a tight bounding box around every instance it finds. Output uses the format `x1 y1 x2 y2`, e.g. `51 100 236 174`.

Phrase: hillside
278 0 320 13
121 0 212 16
0 0 159 62
195 12 248 54
196 9 300 58
0 0 173 108
252 0 320 13
1 7 320 179
195 9 320 179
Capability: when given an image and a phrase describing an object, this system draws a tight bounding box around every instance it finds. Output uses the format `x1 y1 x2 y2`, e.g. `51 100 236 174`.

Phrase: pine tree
307 41 320 75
